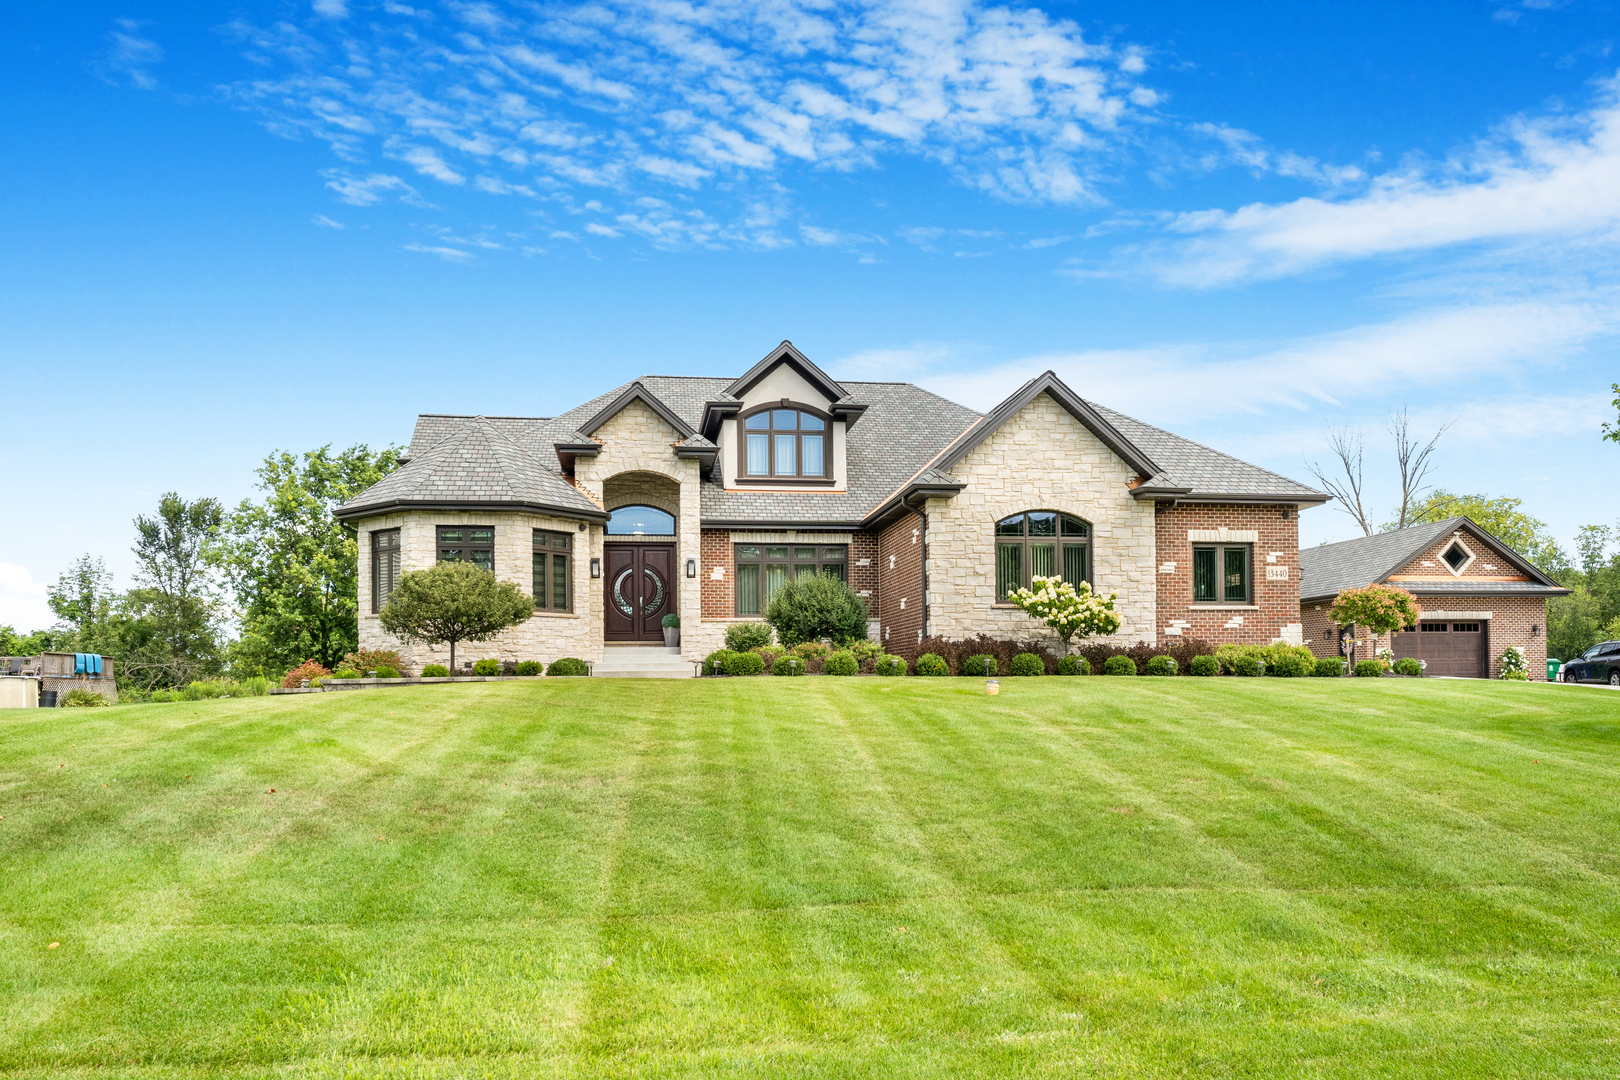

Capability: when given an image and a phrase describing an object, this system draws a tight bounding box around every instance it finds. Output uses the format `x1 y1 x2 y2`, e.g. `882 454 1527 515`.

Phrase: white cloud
1138 73 1620 286
845 298 1617 428
402 242 475 262
220 0 1162 247
0 562 53 634
97 19 162 90
322 170 422 205
311 214 345 228
312 0 349 17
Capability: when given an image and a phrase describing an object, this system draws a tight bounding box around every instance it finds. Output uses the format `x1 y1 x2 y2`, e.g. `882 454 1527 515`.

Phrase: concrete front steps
592 645 695 679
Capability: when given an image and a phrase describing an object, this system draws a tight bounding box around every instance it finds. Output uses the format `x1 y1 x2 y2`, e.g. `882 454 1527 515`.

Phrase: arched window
995 511 1089 600
606 505 675 536
739 405 830 480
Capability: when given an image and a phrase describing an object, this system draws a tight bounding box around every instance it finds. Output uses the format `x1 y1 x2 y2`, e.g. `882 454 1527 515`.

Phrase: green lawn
2 678 1617 1078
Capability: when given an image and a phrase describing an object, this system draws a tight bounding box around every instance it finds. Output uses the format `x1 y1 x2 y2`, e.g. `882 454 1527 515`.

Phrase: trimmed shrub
1312 658 1344 678
61 688 109 707
1233 656 1263 677
332 669 363 681
1103 655 1137 676
1189 655 1219 677
1270 654 1307 678
373 666 400 679
1009 653 1045 676
823 650 859 676
339 648 403 676
282 660 332 689
514 661 543 676
961 654 1000 677
723 650 765 676
149 689 174 703
1145 655 1176 676
766 573 870 647
1354 659 1384 678
793 641 831 659
916 653 949 677
1076 636 1215 680
754 647 784 669
472 658 501 676
850 640 884 663
421 664 451 677
661 613 681 629
240 676 270 696
875 655 907 677
725 622 774 653
1393 657 1423 677
1056 655 1087 676
704 649 736 675
771 655 806 676
547 657 589 677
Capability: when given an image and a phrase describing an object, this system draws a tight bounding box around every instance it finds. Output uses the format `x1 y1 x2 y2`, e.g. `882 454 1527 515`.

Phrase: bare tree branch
1390 408 1452 530
1305 426 1371 536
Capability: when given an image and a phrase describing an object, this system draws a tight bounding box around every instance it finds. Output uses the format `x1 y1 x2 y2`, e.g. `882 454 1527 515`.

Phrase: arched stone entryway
602 472 682 641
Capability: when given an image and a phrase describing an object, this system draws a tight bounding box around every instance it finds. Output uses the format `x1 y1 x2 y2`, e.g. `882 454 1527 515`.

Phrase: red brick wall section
1387 526 1533 585
877 512 925 658
700 529 732 620
850 532 878 616
1301 594 1548 679
1155 503 1302 646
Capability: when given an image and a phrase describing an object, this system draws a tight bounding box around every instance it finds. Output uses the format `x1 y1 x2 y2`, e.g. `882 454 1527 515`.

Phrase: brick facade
700 529 732 621
1154 503 1303 646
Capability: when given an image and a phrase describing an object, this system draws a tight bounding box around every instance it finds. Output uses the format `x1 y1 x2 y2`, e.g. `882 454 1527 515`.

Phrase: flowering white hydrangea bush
1006 575 1122 652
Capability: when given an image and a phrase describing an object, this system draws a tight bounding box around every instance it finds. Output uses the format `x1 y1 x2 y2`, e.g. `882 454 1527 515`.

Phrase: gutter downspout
904 492 929 644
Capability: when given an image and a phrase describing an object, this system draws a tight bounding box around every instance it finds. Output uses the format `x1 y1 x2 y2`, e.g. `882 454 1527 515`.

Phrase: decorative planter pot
664 627 680 648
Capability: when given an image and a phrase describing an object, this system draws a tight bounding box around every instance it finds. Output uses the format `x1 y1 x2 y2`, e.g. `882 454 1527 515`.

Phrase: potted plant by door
662 613 681 648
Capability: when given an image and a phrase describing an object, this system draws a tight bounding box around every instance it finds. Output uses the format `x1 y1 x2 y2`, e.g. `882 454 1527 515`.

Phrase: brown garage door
1394 620 1487 678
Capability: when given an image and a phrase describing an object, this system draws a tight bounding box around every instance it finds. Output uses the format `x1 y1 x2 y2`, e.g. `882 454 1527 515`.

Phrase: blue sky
3 0 1619 630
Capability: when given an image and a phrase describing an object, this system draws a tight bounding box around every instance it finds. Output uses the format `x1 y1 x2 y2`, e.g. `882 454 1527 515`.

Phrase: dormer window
739 405 831 482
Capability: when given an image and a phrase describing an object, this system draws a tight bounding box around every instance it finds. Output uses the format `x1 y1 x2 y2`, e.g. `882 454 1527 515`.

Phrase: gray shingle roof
361 370 1323 527
1089 404 1327 501
1298 519 1461 600
338 416 604 520
1297 517 1567 601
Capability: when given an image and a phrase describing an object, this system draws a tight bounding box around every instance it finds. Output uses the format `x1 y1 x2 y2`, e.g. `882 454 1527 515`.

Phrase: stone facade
358 508 596 671
1154 503 1303 646
923 392 1157 651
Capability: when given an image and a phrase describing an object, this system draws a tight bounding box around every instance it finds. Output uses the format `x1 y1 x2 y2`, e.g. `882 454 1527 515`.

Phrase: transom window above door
606 505 675 536
994 511 1089 601
740 406 831 481
438 526 494 572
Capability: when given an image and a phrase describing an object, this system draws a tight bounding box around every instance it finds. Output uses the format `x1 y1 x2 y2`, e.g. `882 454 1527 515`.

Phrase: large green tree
220 444 401 674
126 492 226 686
47 555 116 642
1602 383 1619 445
1385 490 1567 573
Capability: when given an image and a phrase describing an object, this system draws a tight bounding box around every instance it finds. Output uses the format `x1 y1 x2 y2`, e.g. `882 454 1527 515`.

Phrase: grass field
2 677 1617 1078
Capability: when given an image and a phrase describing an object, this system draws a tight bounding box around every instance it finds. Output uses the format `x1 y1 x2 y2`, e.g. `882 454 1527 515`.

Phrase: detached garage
1298 516 1568 680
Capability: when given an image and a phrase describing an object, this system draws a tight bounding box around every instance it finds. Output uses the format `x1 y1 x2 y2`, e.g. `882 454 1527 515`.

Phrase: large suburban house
337 341 1328 673
1299 517 1568 680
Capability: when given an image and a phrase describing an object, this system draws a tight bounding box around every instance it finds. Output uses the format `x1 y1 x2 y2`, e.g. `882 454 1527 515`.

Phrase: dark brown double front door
604 544 674 642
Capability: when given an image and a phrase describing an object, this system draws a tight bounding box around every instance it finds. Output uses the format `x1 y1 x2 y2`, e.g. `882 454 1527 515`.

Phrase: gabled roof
336 417 606 522
723 340 849 403
931 371 1161 480
1297 516 1567 602
1091 405 1329 504
578 380 696 440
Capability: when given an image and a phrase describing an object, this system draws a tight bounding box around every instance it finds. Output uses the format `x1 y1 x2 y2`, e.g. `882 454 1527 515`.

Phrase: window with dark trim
371 528 401 613
734 543 847 615
738 405 832 481
1420 622 1448 632
994 511 1089 601
1192 544 1250 603
438 526 494 571
533 530 572 612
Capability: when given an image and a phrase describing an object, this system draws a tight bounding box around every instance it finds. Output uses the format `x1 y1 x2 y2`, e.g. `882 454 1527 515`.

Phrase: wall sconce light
578 522 587 531
685 558 697 578
590 557 601 579
1531 624 1540 636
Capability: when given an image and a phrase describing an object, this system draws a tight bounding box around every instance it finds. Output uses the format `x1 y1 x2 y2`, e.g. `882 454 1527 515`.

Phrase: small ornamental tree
1006 575 1122 654
1329 584 1420 643
378 561 534 672
766 573 869 647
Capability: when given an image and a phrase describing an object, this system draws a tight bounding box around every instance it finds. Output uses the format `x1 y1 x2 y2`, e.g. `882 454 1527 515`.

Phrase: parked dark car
1561 640 1620 686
